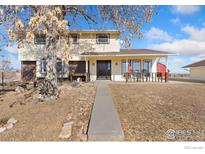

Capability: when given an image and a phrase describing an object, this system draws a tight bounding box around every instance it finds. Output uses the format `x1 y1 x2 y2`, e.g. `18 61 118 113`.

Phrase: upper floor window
96 34 110 44
71 34 80 44
40 59 46 74
34 35 46 45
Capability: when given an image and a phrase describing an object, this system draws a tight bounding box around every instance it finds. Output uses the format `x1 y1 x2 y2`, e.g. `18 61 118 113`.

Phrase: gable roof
81 49 175 56
183 60 205 68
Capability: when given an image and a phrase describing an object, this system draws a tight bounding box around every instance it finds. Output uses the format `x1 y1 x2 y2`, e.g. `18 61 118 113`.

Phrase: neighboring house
183 60 205 81
18 30 175 81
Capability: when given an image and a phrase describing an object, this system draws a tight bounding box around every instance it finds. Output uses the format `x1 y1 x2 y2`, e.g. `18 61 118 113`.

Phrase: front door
97 60 111 80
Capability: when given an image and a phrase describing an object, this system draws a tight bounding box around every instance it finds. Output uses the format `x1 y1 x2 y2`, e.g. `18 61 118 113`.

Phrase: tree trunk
38 34 59 100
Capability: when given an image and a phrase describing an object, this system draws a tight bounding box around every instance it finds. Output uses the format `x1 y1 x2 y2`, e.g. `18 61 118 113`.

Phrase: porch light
115 62 118 65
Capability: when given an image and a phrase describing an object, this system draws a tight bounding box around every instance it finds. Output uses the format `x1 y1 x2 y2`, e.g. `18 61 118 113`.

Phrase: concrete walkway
88 81 124 141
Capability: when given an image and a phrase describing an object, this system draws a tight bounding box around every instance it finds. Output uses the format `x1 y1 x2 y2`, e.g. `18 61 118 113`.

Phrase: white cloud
149 25 205 58
181 25 205 41
151 39 205 56
3 45 18 53
145 27 173 42
172 5 200 15
190 55 205 63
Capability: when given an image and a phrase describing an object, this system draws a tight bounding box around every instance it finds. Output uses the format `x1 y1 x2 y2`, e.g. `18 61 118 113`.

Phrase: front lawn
109 83 205 141
0 82 95 141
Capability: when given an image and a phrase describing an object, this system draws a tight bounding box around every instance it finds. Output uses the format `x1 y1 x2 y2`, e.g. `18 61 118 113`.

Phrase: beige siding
18 32 120 61
190 66 205 81
69 33 120 54
18 43 45 61
18 31 169 81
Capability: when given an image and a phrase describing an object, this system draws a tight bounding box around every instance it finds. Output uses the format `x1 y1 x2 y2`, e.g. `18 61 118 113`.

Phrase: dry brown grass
109 83 205 141
0 82 95 141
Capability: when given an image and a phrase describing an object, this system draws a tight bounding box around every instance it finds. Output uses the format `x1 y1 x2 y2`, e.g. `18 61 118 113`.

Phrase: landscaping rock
66 113 72 121
79 134 88 141
0 127 6 133
15 86 25 93
59 121 73 139
7 117 17 124
78 98 87 101
63 121 74 127
83 124 88 134
37 95 51 102
5 123 13 129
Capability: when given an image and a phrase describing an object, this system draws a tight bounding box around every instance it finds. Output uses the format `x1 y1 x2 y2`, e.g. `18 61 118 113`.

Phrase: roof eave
67 30 121 34
81 53 176 57
183 65 205 68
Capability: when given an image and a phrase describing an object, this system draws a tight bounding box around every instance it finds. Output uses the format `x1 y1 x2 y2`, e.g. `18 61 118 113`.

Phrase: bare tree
0 5 155 100
0 55 12 90
0 57 12 71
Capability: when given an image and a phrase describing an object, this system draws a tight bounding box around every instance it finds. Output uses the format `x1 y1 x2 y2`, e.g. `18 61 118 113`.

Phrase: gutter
81 53 177 57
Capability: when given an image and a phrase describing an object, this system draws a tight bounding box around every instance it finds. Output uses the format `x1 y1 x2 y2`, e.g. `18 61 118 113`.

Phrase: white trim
165 56 168 72
81 53 176 57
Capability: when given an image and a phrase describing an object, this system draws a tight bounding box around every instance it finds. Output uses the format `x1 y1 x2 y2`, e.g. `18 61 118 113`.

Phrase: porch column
125 59 129 82
125 59 128 73
165 56 168 72
85 59 89 82
165 56 168 82
86 60 88 73
141 59 143 72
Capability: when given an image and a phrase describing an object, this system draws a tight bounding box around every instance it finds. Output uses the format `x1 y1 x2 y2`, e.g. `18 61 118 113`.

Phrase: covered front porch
81 49 174 82
83 56 169 82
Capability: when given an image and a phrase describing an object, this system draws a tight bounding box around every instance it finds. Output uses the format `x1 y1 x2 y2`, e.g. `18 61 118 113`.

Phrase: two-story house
18 30 174 82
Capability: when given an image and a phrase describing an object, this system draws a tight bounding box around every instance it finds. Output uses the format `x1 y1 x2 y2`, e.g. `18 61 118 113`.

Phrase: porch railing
124 72 169 83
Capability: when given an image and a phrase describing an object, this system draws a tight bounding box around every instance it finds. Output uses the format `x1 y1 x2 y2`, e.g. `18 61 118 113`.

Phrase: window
56 61 63 74
71 34 79 44
34 35 46 44
40 58 63 75
143 60 151 73
132 60 141 73
96 34 110 44
40 59 46 74
121 60 126 77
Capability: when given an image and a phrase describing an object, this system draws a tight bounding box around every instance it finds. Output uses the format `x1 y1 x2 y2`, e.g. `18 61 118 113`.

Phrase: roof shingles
81 49 174 56
183 60 205 68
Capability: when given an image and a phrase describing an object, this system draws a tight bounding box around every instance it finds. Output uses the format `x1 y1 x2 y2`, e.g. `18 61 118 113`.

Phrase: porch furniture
69 72 89 82
131 72 142 82
144 72 150 82
157 72 163 82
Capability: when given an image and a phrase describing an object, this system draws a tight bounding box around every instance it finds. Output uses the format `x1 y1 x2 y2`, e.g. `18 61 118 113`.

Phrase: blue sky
1 5 205 73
